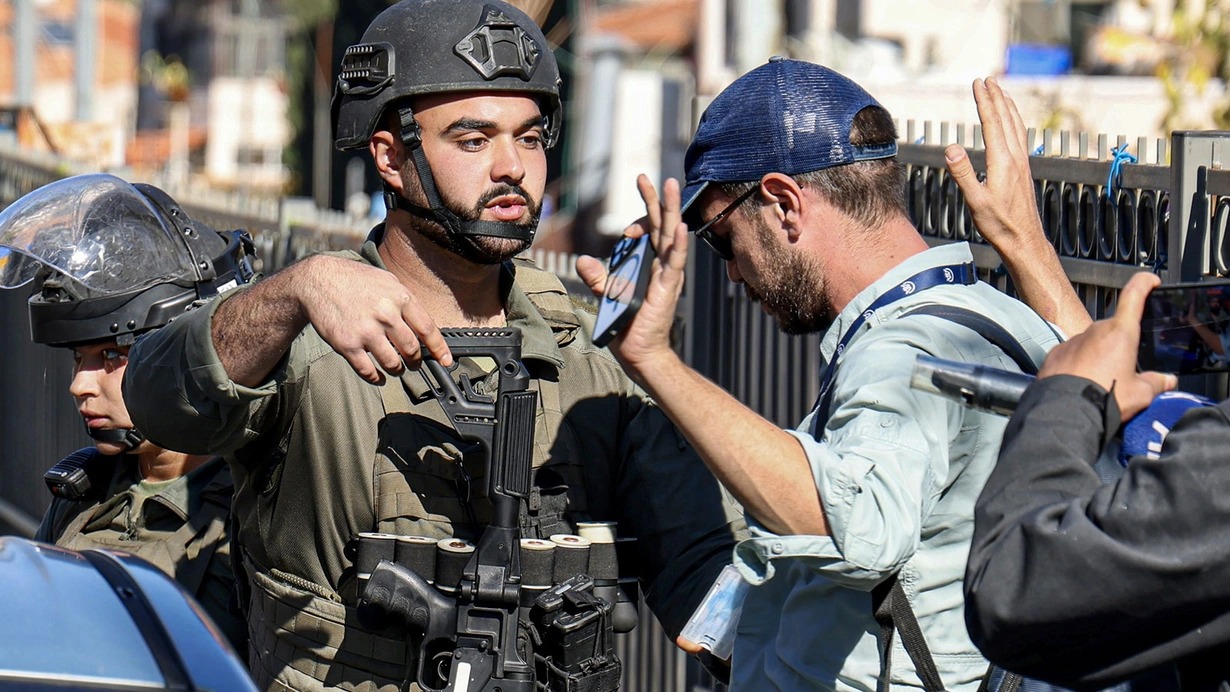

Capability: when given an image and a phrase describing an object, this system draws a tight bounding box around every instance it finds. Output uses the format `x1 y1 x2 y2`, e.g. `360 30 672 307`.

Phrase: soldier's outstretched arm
946 77 1093 338
212 255 452 386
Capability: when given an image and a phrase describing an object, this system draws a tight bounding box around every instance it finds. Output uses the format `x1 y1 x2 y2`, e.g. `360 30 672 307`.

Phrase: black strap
873 575 945 692
901 304 1040 375
978 671 1023 692
872 305 1036 692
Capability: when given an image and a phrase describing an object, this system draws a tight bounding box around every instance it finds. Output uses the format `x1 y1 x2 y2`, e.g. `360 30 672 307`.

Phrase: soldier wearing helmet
122 1 744 690
0 173 255 654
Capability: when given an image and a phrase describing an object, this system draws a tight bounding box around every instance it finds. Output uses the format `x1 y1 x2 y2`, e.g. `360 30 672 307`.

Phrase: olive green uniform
36 454 246 653
124 229 744 691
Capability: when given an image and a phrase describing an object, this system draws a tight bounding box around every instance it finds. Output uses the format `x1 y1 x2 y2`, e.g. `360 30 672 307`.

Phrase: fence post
1169 131 1230 283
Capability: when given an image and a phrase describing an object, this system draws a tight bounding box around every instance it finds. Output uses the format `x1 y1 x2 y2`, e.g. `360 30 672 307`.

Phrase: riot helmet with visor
0 174 256 449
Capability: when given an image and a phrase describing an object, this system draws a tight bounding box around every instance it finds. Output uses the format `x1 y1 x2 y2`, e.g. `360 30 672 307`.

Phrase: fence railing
4 126 1230 692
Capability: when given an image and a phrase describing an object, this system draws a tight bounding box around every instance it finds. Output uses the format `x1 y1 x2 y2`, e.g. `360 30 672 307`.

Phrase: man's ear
369 130 405 192
760 173 805 239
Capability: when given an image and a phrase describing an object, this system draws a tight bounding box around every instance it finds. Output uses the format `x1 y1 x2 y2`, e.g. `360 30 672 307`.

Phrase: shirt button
771 542 784 554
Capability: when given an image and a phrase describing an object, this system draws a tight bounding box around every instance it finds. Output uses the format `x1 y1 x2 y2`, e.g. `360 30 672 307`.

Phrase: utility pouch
530 574 622 692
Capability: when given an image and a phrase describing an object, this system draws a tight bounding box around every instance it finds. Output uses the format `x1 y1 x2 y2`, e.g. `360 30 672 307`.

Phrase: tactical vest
246 260 602 692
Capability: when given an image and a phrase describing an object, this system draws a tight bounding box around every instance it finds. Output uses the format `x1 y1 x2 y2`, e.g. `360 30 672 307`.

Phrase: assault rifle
359 327 620 692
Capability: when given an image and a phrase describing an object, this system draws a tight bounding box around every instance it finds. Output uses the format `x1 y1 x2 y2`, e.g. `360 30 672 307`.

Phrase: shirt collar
88 456 224 526
821 242 975 359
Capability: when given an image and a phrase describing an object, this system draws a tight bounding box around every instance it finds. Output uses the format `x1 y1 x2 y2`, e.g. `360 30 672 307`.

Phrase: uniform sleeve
735 328 965 589
966 375 1230 688
123 291 283 456
612 393 747 639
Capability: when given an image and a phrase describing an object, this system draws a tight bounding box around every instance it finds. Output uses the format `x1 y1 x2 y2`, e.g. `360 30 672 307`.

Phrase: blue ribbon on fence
1106 143 1137 200
1033 143 1045 156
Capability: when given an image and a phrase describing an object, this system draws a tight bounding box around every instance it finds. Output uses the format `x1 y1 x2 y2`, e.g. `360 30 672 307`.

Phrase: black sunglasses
689 186 757 261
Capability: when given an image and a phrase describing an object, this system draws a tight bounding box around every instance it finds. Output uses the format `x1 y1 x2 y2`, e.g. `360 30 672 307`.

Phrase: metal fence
4 125 1230 691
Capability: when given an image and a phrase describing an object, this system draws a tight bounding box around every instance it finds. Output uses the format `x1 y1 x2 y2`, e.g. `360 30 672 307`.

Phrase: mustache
474 184 538 214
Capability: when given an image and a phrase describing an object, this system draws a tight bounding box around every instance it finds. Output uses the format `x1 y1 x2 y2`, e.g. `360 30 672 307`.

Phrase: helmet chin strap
387 105 536 243
88 425 146 452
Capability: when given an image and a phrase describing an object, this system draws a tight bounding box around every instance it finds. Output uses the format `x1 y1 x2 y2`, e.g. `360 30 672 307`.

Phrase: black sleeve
965 375 1230 689
612 399 745 639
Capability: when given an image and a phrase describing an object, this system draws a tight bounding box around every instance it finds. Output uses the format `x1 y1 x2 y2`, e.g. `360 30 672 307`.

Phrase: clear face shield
0 174 199 297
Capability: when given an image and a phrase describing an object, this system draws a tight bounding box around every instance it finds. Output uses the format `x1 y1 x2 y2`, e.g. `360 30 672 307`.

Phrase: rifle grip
361 560 457 643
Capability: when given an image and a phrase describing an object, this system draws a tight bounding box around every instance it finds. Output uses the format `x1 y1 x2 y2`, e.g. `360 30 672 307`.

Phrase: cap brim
680 181 711 222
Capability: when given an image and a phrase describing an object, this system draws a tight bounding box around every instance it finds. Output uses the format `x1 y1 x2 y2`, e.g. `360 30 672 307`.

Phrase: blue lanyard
815 262 976 415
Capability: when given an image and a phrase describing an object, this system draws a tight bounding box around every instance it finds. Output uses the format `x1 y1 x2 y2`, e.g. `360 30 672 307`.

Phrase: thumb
945 144 983 200
675 635 704 654
1140 370 1179 397
1111 272 1162 327
575 254 609 299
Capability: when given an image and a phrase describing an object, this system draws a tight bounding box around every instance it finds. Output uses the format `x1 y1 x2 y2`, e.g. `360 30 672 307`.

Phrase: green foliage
1158 2 1230 132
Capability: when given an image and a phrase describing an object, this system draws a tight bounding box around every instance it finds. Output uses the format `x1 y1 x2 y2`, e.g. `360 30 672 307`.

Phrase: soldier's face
403 92 548 262
69 341 143 456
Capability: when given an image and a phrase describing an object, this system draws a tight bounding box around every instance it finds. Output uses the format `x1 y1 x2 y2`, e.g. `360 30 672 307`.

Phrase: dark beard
402 169 542 265
744 218 832 335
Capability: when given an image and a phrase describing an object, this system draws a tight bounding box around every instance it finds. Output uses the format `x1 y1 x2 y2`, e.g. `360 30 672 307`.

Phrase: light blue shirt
731 243 1062 691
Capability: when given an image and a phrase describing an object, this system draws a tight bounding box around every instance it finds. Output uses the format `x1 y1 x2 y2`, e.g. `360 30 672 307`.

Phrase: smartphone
1139 279 1230 374
592 234 655 347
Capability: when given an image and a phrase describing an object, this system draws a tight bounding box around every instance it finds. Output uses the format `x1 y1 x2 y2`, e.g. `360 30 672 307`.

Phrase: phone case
592 235 655 347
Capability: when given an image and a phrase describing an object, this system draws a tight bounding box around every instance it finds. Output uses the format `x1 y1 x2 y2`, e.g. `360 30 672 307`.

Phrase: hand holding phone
592 235 655 347
1139 279 1230 374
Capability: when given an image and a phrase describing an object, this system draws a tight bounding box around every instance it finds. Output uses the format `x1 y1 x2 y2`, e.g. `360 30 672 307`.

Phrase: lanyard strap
815 263 976 419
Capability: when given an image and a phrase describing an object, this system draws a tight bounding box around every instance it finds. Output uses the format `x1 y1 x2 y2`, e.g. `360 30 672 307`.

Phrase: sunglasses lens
701 232 732 261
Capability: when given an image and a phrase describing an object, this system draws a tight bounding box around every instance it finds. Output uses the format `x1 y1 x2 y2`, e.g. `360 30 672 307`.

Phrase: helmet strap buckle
397 106 422 149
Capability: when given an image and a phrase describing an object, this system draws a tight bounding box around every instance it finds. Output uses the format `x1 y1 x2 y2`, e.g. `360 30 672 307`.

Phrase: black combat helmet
0 173 256 449
331 0 562 243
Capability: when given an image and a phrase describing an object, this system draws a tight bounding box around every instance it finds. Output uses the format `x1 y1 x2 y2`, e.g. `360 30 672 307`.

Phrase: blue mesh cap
681 57 898 215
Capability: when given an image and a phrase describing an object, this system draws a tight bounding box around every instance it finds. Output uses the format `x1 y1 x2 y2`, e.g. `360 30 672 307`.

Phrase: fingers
637 174 662 233
984 77 1026 162
944 143 985 204
341 351 385 385
659 177 683 247
1116 369 1178 421
971 78 1003 154
675 635 703 654
393 296 450 367
575 254 609 298
1001 84 1029 151
662 219 690 273
1110 272 1162 327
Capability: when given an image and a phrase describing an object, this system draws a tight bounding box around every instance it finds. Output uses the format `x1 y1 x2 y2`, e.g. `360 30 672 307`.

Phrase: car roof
0 537 256 691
